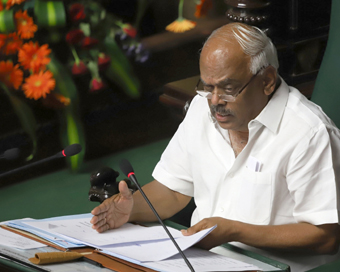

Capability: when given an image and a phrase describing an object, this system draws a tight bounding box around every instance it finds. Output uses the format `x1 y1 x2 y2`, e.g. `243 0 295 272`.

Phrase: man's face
199 38 271 132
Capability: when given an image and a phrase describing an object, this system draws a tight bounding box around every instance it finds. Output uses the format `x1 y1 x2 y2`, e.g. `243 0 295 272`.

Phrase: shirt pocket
235 168 273 224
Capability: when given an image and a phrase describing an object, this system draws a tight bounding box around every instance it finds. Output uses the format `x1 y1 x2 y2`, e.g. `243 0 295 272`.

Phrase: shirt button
220 207 224 213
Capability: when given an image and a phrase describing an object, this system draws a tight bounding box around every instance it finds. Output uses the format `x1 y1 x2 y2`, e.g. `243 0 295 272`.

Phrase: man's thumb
181 226 196 236
119 180 132 198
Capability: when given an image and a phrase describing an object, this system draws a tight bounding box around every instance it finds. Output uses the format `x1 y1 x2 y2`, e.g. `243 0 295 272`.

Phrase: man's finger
181 219 212 236
181 225 200 236
94 221 110 233
90 211 107 224
91 200 110 216
119 180 133 198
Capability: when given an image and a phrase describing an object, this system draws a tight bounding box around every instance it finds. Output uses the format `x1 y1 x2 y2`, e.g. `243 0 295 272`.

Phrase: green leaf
79 23 91 37
0 9 15 33
135 0 152 29
104 37 140 99
47 56 86 171
1 84 37 160
35 0 66 28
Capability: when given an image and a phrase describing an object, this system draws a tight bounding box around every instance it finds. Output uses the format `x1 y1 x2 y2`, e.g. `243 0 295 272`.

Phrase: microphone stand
131 180 195 272
0 144 82 179
119 158 195 272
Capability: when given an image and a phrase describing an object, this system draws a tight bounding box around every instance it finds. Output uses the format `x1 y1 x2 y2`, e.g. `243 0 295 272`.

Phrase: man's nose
210 89 225 105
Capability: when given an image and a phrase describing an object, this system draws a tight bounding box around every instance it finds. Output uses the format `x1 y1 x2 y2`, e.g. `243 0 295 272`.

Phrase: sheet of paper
24 215 183 246
0 227 46 250
101 225 216 262
144 247 260 272
5 220 85 248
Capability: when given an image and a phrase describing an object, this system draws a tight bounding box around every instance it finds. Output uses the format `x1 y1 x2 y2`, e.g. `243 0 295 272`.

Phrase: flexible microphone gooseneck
119 159 195 272
0 148 20 160
0 144 82 179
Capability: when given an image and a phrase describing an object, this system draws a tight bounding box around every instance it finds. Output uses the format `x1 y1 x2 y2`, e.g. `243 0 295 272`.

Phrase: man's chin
217 122 232 130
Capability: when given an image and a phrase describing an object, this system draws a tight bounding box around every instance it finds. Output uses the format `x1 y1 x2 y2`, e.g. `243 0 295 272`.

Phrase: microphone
119 159 195 272
54 144 82 158
0 148 20 160
0 144 82 179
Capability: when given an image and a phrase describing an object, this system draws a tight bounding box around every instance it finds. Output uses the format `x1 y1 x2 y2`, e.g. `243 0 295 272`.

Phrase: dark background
0 0 332 187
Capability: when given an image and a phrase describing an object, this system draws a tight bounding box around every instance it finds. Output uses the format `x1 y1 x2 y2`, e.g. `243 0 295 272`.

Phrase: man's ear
262 65 277 96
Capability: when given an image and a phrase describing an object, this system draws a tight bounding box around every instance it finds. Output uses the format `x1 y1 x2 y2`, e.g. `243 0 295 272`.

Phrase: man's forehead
200 76 240 86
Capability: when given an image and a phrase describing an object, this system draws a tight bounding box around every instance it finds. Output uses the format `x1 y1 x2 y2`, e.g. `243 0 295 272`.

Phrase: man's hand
90 180 133 233
181 217 340 254
181 217 235 250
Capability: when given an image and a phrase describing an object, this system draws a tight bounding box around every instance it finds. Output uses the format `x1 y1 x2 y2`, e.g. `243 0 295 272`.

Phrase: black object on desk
89 166 137 203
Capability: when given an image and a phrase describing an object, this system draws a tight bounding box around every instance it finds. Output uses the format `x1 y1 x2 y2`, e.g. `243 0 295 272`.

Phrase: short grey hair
206 23 279 75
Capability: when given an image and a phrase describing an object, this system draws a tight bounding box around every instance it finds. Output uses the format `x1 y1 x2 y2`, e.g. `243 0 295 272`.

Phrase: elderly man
91 23 340 271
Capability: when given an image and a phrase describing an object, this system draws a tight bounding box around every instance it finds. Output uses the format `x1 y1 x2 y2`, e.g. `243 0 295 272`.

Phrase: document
144 247 260 272
101 226 214 262
24 215 183 246
6 219 86 248
0 227 46 250
4 214 261 272
22 213 217 262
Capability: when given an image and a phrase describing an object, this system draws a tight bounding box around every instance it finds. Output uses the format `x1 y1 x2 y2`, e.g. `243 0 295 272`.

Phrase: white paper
25 218 183 246
5 214 260 271
102 226 215 262
5 220 85 248
0 227 46 250
144 247 260 272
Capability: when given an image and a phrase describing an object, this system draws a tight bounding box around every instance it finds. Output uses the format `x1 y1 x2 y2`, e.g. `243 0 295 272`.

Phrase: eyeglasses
195 66 265 102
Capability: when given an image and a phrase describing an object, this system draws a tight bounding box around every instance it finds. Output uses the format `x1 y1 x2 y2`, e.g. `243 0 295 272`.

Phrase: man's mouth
215 112 232 121
210 105 234 122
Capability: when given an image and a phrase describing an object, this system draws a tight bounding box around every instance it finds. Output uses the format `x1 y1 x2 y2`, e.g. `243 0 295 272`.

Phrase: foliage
0 0 147 170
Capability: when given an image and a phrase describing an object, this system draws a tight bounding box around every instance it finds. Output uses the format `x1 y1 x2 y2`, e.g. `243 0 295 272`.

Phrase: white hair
206 23 279 75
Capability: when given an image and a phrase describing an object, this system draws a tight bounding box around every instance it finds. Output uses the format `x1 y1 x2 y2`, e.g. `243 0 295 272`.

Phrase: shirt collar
253 77 289 134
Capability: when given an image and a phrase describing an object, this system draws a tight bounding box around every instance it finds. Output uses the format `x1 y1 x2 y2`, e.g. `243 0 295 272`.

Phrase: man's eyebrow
200 77 240 86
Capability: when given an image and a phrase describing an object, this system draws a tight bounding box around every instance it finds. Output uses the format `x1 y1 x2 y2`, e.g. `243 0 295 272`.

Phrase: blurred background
0 0 332 189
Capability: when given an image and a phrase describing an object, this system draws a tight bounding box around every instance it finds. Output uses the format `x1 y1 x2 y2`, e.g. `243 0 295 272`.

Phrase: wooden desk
0 139 290 271
0 221 290 272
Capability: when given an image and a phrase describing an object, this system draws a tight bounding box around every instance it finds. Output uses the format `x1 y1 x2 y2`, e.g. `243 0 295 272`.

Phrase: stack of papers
2 213 260 271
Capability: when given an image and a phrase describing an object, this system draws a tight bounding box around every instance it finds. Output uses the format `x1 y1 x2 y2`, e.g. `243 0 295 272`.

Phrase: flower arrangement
0 0 146 170
0 0 213 171
166 0 213 33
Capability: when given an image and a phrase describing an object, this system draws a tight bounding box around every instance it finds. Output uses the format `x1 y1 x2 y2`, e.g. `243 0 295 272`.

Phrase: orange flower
1 33 23 55
22 70 55 100
54 93 70 106
195 0 213 18
6 0 26 10
0 60 23 90
18 41 51 73
15 10 37 39
0 34 6 50
166 19 196 33
42 93 70 109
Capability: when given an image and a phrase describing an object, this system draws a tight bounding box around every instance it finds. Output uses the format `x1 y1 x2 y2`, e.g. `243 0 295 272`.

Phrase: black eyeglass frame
195 66 266 102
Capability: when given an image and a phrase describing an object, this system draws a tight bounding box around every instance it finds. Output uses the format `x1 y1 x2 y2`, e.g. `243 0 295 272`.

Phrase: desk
0 139 290 271
0 221 289 272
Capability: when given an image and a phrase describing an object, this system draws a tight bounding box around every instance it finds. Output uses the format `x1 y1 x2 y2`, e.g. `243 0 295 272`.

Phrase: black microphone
119 159 195 272
0 144 82 178
0 148 20 160
54 144 82 158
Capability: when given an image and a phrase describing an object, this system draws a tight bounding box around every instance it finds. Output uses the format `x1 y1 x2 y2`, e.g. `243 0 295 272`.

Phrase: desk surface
0 220 289 272
0 139 290 271
0 243 288 272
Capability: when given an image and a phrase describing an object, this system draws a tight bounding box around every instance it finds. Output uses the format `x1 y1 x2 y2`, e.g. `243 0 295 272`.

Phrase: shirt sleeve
152 97 203 197
287 124 340 225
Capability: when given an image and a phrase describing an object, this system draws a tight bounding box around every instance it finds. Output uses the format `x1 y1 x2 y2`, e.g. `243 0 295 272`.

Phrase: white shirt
152 79 340 271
